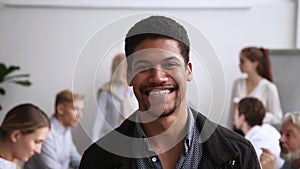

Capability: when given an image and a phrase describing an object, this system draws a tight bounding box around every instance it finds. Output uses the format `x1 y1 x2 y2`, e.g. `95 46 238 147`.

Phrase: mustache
280 143 290 150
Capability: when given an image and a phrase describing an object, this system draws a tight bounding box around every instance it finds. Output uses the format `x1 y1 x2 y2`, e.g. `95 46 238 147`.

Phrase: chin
20 157 29 162
158 105 176 118
280 150 300 161
71 123 78 127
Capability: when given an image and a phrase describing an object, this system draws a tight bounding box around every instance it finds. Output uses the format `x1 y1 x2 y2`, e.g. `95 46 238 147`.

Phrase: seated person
0 103 50 169
260 111 300 169
24 89 84 169
234 97 284 168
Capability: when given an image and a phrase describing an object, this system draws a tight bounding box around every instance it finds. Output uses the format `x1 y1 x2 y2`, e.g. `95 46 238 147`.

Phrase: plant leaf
0 63 6 81
0 64 21 82
13 80 32 86
6 66 20 76
0 88 5 95
4 74 30 81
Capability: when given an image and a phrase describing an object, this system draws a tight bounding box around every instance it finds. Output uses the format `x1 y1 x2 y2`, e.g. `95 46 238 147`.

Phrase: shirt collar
0 157 17 169
135 107 195 153
51 116 69 134
245 125 261 140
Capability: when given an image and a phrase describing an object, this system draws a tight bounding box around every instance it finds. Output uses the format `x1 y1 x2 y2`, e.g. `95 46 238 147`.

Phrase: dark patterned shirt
134 108 202 169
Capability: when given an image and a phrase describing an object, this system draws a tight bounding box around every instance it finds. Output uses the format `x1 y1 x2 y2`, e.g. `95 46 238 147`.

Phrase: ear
240 114 246 122
10 130 21 143
57 104 65 116
186 62 193 81
253 60 259 69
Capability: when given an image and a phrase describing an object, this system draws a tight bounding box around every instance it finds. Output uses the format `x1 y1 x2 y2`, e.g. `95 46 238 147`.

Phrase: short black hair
125 15 190 70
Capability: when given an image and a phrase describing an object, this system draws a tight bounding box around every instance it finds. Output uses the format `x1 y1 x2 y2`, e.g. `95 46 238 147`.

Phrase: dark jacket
80 108 260 169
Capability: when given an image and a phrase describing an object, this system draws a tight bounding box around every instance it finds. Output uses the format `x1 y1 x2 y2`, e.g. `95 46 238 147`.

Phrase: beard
144 100 177 118
139 82 181 118
142 91 179 118
280 144 300 161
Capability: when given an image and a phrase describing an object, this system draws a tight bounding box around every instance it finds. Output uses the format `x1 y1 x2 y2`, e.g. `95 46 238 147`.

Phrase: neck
0 138 15 162
292 158 300 168
247 73 263 85
241 123 252 135
139 104 189 151
54 115 68 129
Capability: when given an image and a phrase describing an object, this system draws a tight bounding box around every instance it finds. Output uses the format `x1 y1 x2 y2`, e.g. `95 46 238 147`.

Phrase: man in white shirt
24 89 84 169
260 111 300 169
234 97 284 168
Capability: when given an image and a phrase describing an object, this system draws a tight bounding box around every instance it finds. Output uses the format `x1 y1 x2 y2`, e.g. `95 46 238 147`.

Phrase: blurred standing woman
0 103 50 169
229 47 283 129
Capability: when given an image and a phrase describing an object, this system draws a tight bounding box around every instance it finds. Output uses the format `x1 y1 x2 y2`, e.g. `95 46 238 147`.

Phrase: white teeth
149 90 170 96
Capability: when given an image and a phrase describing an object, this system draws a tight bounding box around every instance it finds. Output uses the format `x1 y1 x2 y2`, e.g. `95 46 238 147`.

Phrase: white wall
0 0 297 154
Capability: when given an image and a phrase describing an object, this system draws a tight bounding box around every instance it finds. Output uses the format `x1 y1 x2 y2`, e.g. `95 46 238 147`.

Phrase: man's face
279 120 300 161
127 38 192 119
233 106 243 129
59 99 84 128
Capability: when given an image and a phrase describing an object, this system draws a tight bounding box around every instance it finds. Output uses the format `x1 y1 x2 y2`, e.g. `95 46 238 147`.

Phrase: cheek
66 111 76 119
15 141 32 158
290 139 300 150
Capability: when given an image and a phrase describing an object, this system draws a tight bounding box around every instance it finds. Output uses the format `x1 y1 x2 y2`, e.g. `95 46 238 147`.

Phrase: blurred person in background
260 111 300 169
24 89 84 169
91 53 137 141
229 46 283 131
234 97 283 168
0 103 50 169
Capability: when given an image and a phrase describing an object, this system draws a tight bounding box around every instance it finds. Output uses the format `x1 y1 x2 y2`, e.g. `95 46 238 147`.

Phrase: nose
77 110 83 119
148 68 168 84
279 134 285 143
35 145 42 154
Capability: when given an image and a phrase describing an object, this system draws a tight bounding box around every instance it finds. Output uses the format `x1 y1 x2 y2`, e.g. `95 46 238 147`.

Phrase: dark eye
34 140 43 144
163 62 178 69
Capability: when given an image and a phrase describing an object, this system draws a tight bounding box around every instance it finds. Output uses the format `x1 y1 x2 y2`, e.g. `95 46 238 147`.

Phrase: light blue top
24 117 81 169
0 157 16 169
91 84 138 142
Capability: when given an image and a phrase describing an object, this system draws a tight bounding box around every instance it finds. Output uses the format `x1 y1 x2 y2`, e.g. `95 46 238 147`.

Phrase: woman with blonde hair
91 53 138 141
0 103 50 169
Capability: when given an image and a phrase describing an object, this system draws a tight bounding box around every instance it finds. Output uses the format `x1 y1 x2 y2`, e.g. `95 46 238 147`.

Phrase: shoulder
261 79 278 90
80 128 136 168
233 78 246 85
80 143 113 168
192 109 258 165
44 118 57 140
81 115 137 161
261 124 280 136
194 110 255 148
214 122 254 150
232 78 246 89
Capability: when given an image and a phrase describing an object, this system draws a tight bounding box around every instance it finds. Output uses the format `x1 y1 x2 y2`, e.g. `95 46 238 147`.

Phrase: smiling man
79 15 260 169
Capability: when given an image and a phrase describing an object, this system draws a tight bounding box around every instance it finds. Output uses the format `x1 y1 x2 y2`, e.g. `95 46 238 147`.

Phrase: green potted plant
0 63 32 110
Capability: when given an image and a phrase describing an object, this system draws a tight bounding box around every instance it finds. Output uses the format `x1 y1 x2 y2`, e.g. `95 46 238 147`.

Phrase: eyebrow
163 56 181 62
132 56 181 66
281 129 294 134
133 60 150 66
